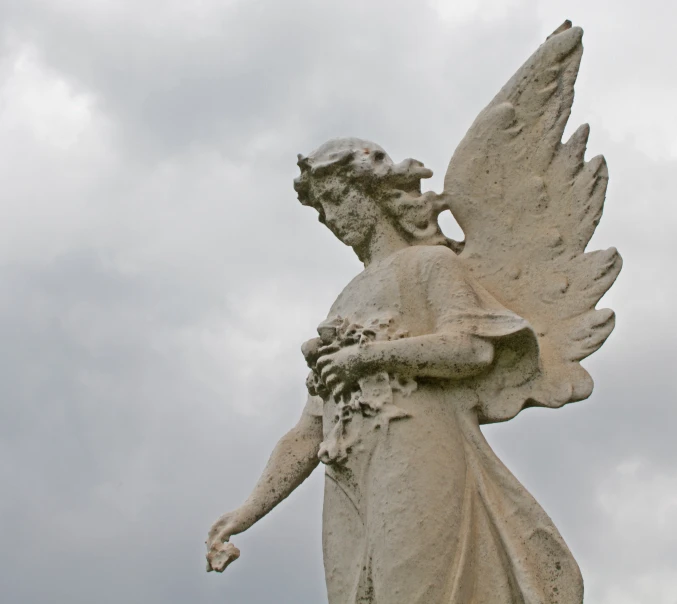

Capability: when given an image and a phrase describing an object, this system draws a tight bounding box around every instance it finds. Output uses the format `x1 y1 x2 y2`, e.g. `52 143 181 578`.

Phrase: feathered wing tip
444 25 585 240
547 19 573 39
442 24 622 422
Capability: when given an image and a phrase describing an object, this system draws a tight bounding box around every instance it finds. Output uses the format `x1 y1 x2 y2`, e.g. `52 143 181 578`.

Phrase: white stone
206 21 621 603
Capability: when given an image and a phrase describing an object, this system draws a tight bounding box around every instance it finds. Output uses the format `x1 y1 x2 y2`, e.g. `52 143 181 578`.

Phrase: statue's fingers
206 527 220 545
321 365 338 385
332 383 347 399
318 359 334 377
207 518 225 539
207 531 229 552
316 352 337 369
317 343 340 357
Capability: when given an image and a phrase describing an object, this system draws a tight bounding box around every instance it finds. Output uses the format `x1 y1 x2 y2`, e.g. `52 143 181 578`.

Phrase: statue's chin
335 230 368 250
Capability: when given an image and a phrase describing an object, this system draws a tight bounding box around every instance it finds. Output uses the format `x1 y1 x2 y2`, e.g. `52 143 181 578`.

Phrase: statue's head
294 138 452 254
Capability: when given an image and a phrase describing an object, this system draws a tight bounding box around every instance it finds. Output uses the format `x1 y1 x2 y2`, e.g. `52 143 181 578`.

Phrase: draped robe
302 245 584 604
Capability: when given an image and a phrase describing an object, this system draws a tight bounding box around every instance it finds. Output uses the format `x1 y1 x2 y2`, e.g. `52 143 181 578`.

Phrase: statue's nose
396 158 420 170
394 158 433 176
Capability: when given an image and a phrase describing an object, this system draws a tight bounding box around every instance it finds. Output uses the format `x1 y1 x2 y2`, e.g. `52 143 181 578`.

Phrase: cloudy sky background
0 0 675 602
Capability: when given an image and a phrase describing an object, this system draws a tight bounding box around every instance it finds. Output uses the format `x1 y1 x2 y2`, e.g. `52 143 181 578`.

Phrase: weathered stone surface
206 21 621 603
206 542 240 573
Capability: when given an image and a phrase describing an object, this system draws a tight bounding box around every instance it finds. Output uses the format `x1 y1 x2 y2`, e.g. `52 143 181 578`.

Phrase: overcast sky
0 1 675 603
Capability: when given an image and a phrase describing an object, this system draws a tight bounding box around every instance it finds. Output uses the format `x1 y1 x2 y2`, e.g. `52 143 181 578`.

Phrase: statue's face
299 139 434 252
310 177 380 250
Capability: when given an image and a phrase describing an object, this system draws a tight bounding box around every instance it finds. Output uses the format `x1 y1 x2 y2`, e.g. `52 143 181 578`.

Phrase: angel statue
206 22 621 603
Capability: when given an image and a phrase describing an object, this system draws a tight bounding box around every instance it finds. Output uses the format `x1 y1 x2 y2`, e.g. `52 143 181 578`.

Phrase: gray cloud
1 0 676 602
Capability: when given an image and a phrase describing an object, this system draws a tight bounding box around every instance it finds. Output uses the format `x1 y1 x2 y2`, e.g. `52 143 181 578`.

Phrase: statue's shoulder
393 244 464 280
395 244 455 262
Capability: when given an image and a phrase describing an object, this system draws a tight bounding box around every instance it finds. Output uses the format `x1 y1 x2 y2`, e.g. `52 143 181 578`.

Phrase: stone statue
206 21 621 603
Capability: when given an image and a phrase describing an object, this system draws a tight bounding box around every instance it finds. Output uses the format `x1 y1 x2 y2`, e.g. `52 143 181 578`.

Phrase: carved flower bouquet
303 316 416 464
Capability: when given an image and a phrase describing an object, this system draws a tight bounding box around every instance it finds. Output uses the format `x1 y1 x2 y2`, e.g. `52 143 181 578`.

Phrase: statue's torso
325 246 432 337
306 247 582 604
315 250 470 603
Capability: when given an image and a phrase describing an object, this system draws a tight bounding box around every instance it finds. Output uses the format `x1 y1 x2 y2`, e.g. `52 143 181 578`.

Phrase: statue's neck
357 220 410 267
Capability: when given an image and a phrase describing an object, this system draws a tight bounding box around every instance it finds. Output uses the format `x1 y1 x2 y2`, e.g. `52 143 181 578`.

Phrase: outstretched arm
206 408 323 571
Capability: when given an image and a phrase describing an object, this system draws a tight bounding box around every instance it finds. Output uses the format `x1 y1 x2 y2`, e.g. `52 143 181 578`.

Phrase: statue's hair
294 138 462 251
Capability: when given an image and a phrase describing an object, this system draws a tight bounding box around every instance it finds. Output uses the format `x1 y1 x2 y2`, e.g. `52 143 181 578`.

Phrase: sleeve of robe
414 245 542 424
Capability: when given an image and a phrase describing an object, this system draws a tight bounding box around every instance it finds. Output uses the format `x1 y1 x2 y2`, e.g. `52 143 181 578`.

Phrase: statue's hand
206 541 240 573
205 510 249 572
316 343 365 396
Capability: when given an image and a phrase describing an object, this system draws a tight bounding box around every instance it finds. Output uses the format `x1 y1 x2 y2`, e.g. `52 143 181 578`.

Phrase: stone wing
443 23 622 420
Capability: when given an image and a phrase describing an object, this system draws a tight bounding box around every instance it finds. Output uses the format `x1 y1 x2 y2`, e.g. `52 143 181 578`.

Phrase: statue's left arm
317 247 532 392
317 331 494 392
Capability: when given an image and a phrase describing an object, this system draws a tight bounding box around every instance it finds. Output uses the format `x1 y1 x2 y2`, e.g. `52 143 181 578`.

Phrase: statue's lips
392 185 422 197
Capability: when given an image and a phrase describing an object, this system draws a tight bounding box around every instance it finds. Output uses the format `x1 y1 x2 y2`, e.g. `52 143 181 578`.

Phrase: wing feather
442 23 622 422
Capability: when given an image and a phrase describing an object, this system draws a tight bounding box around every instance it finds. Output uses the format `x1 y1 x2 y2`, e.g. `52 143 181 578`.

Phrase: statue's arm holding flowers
315 330 495 397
